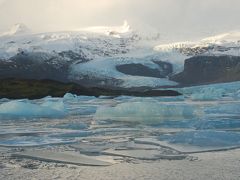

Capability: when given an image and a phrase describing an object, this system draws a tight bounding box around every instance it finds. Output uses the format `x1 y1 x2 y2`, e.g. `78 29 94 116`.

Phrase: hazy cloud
0 0 239 39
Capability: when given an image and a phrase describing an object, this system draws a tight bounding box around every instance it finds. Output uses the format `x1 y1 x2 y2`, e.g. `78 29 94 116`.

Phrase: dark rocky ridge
0 52 71 83
171 55 240 85
0 50 90 81
116 61 173 78
177 45 235 56
0 79 182 99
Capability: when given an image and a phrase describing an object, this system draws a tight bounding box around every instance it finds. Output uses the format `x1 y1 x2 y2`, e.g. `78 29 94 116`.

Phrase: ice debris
0 100 66 119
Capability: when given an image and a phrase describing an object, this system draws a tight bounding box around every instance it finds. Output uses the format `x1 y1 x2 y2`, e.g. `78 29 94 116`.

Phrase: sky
0 0 240 40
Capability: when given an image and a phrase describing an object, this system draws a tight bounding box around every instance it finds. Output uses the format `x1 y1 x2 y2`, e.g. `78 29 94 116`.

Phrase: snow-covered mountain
78 20 132 37
0 22 141 60
0 23 31 37
155 31 240 57
0 22 240 88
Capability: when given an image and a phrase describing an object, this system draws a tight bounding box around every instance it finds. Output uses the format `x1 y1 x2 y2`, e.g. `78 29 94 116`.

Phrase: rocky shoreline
0 79 181 99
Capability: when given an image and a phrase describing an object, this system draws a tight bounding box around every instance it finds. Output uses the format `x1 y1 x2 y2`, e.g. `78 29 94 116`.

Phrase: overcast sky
0 0 239 40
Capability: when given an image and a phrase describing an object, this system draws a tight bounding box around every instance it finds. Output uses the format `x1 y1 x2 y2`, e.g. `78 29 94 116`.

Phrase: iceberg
63 93 78 99
63 93 96 101
190 87 225 101
95 101 199 124
176 81 240 100
0 100 66 119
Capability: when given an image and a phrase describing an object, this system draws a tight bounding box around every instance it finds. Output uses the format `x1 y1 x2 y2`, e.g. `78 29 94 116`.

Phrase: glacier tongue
70 56 178 88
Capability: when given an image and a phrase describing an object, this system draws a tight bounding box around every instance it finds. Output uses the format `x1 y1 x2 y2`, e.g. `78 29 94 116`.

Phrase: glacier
0 22 240 154
1 23 240 88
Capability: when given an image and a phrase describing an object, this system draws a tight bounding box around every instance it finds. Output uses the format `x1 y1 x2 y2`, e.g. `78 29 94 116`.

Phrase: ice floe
13 150 112 166
158 130 240 153
0 100 66 119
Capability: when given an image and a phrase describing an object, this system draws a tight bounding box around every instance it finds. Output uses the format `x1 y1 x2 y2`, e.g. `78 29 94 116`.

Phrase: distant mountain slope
0 23 240 89
0 23 31 37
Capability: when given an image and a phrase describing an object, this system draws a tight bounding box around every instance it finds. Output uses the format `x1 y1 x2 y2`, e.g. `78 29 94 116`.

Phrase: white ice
0 100 66 119
95 101 200 124
70 57 178 88
170 81 240 100
1 23 239 82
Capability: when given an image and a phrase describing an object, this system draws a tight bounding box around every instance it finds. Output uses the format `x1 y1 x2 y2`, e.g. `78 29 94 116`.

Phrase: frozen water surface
0 82 240 157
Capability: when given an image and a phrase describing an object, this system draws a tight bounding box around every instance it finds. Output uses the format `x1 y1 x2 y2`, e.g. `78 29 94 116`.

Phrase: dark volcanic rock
0 52 71 82
58 50 90 63
116 61 172 78
171 55 240 85
116 64 161 78
0 79 182 99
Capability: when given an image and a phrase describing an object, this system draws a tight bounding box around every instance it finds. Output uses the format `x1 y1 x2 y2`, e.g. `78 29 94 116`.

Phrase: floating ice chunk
158 130 240 153
190 87 225 101
0 100 66 119
63 93 78 99
41 100 65 112
71 107 97 116
103 149 186 160
236 90 240 98
63 93 96 101
71 143 110 154
176 81 240 100
95 102 199 124
13 150 112 166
